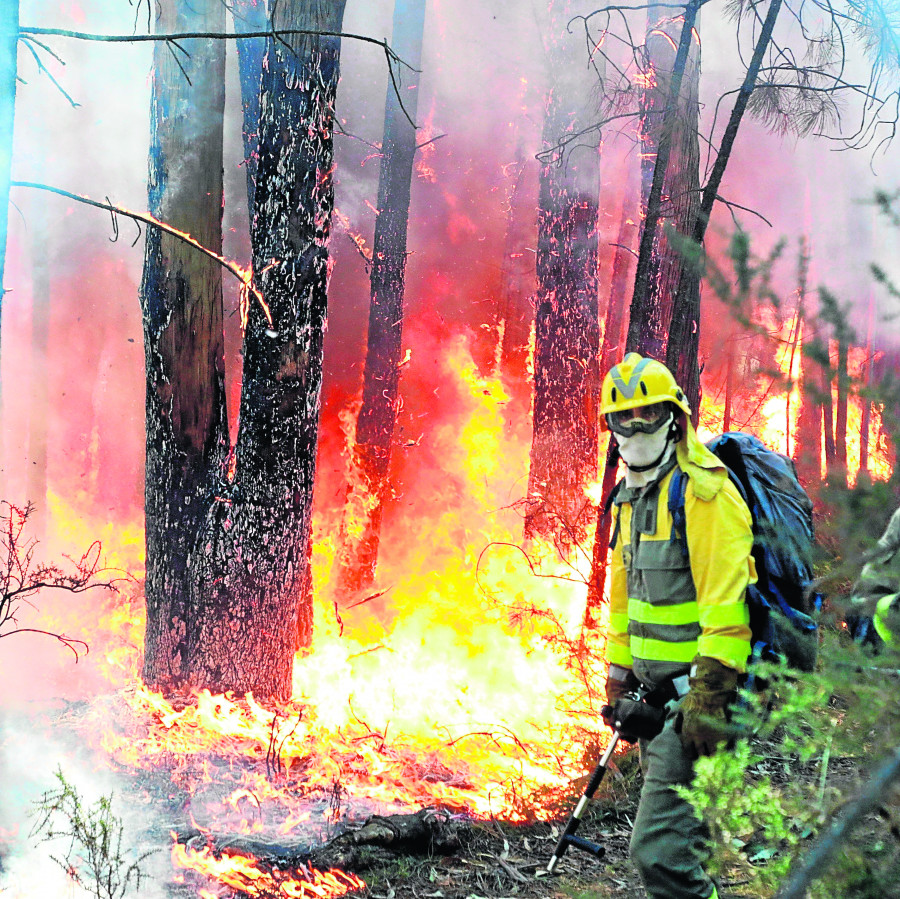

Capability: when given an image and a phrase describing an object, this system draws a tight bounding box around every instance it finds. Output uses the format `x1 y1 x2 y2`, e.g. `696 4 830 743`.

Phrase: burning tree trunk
497 148 538 414
0 0 17 384
140 0 230 693
628 12 701 362
860 294 876 477
795 240 822 487
331 0 426 596
585 174 638 622
835 330 849 480
526 0 602 548
142 0 348 701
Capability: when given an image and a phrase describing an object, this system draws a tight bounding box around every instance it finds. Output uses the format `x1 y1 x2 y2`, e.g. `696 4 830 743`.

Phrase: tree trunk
859 294 875 478
0 0 17 406
497 148 538 414
665 0 784 415
795 240 820 486
187 0 348 698
629 13 701 362
140 0 229 693
526 0 602 549
232 0 268 216
331 0 426 597
835 331 849 480
585 174 638 623
823 360 837 479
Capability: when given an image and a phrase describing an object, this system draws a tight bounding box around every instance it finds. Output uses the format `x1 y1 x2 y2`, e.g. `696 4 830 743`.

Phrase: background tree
525 0 602 551
331 0 427 597
139 0 230 694
0 0 17 402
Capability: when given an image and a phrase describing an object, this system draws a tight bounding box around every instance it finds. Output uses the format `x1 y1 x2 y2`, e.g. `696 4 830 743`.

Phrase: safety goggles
605 404 672 437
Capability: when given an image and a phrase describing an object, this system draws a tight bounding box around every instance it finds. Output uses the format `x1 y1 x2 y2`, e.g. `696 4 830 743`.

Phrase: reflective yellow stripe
609 612 630 633
628 598 699 626
697 634 750 667
874 593 900 645
698 602 749 629
607 643 634 666
630 636 697 663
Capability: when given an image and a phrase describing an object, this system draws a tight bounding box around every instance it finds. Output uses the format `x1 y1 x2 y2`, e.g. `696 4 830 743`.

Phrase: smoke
0 712 172 898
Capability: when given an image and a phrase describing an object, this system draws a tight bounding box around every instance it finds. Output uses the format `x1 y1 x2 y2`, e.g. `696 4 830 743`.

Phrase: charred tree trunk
823 360 837 479
526 0 602 549
585 174 638 622
0 0 17 401
835 331 849 481
665 0 784 415
141 0 229 693
795 240 821 486
860 295 876 477
498 149 538 413
187 0 349 696
331 0 425 597
629 13 701 362
232 0 267 217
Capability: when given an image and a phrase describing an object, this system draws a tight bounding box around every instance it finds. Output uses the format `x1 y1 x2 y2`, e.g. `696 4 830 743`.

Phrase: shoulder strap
668 468 689 558
606 479 624 550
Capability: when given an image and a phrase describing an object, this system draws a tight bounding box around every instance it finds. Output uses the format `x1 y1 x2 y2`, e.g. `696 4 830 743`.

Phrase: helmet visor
606 404 671 437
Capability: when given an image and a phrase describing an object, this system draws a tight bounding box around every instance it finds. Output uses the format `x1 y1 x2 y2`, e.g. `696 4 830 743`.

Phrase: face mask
615 413 672 471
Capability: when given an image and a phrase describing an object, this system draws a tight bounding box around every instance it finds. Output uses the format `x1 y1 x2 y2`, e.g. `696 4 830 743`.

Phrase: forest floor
5 701 893 899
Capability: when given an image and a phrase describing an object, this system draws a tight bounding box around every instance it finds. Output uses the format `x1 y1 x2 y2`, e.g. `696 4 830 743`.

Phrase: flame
171 841 365 898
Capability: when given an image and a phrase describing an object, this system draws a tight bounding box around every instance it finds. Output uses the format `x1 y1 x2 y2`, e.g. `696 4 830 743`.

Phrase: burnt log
173 807 469 872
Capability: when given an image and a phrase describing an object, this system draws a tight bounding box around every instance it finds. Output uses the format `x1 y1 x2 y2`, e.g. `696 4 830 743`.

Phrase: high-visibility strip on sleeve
607 641 634 667
874 593 900 645
698 602 750 629
609 611 630 634
697 633 751 669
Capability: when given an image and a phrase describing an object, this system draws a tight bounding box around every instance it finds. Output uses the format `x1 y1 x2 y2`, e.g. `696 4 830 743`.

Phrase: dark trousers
630 702 718 899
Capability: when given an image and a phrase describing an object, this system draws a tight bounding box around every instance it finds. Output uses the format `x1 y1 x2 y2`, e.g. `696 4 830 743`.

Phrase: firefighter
850 505 900 646
601 353 757 899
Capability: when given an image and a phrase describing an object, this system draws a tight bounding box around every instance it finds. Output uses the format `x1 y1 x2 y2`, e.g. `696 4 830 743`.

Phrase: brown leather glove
676 656 739 760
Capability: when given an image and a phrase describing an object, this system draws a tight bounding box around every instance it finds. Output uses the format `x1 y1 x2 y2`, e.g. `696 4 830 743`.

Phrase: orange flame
171 841 365 898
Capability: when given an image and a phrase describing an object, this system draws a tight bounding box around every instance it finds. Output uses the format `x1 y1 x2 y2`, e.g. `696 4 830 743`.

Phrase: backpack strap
668 468 689 558
606 479 624 550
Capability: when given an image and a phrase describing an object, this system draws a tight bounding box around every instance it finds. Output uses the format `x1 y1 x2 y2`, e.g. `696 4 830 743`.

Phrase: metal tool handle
546 733 620 873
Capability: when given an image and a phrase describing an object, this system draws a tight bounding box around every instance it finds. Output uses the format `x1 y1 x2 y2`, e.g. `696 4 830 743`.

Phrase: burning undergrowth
0 340 606 898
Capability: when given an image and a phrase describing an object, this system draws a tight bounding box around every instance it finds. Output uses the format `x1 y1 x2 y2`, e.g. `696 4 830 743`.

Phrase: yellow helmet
600 353 691 423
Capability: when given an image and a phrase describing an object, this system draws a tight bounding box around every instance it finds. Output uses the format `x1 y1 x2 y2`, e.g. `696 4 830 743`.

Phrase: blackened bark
182 1 348 699
666 0 784 414
836 332 849 479
627 1 700 362
585 176 638 622
332 0 425 596
140 0 229 692
860 295 875 476
0 0 17 377
629 14 701 362
232 0 267 216
526 0 602 547
795 241 820 486
498 149 538 411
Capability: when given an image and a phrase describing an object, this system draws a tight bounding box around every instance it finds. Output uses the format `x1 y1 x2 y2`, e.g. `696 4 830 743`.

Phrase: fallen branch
173 808 470 873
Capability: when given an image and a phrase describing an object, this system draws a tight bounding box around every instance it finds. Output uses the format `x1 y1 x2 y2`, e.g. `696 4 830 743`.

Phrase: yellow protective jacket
606 428 757 689
852 505 900 644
